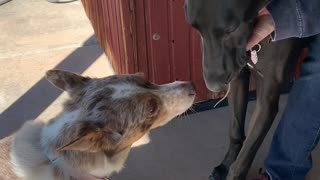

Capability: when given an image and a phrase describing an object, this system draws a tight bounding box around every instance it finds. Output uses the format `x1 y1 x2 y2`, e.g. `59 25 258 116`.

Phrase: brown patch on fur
0 136 21 180
55 92 162 156
107 93 162 155
60 121 122 152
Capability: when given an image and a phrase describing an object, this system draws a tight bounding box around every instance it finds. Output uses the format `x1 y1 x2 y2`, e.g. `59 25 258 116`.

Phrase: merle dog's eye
146 98 158 117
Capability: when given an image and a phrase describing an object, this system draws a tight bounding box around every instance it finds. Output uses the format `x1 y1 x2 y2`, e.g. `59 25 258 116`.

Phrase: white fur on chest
89 153 127 178
10 121 57 180
22 167 56 180
89 156 116 178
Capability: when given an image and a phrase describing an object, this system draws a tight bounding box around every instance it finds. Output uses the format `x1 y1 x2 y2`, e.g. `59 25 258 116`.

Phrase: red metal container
83 0 307 102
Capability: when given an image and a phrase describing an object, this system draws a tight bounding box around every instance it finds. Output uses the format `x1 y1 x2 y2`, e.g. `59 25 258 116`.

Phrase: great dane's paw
208 165 228 180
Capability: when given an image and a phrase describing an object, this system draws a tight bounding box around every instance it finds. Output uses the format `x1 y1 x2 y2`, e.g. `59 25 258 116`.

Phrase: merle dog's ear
46 69 91 93
245 0 270 22
56 121 122 152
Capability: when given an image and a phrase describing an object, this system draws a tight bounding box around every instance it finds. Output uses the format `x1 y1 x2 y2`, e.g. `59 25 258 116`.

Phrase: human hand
246 7 275 51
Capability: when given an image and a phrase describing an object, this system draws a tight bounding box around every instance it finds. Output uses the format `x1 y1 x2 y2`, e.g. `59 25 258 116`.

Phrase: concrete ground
113 96 320 180
0 0 114 136
0 0 319 180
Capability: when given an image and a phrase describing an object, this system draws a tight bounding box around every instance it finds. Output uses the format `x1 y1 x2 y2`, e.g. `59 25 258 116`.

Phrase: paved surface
0 0 319 180
113 96 320 180
0 0 114 137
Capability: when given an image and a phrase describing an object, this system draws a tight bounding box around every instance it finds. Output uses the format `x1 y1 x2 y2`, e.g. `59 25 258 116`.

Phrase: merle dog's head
184 0 268 92
44 70 195 155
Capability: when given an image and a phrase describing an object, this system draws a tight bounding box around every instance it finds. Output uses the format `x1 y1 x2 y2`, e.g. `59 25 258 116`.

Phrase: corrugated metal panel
82 0 132 74
143 0 221 100
81 0 254 102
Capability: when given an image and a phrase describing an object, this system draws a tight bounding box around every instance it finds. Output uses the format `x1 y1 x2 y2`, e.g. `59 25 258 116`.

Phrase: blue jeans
265 34 320 180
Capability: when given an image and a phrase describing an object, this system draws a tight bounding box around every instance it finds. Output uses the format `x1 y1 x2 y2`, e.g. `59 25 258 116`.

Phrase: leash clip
247 43 264 77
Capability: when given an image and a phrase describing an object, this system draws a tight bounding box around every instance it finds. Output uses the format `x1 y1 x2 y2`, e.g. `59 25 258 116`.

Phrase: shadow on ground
0 36 102 138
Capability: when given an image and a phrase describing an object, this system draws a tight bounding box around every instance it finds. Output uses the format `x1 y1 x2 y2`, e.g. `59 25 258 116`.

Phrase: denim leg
265 34 320 180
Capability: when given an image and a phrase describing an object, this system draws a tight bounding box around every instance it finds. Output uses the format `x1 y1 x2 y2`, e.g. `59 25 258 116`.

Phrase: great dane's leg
210 67 250 180
226 75 281 180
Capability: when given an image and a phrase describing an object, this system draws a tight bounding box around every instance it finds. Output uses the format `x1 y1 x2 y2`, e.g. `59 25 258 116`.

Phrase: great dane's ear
46 69 91 93
245 0 270 22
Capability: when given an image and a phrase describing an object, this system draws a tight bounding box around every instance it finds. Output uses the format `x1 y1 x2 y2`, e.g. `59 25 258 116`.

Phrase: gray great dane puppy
184 0 306 180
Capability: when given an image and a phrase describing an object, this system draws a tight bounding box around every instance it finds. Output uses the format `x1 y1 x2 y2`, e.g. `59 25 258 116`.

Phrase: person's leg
264 34 320 180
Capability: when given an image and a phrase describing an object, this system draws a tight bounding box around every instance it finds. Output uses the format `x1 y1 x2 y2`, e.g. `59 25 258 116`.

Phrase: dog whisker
183 111 187 120
179 111 191 121
184 112 190 121
185 112 191 121
213 83 230 108
189 106 197 113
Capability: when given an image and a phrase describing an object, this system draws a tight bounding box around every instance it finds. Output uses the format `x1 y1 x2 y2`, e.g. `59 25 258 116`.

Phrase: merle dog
184 0 306 179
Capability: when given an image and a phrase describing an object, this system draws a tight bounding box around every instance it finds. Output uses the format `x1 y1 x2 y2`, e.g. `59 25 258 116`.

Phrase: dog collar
44 148 61 165
44 149 111 180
